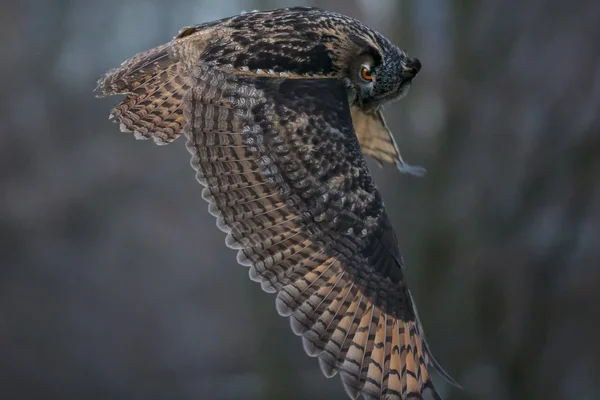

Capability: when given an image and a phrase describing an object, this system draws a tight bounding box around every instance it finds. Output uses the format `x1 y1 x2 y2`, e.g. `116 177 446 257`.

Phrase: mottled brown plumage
97 7 457 399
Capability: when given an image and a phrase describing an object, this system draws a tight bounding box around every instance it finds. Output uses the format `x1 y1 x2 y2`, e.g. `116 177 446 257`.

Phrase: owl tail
96 43 188 145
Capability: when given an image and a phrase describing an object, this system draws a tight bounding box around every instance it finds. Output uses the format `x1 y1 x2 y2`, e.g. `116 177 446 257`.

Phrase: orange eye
361 65 373 81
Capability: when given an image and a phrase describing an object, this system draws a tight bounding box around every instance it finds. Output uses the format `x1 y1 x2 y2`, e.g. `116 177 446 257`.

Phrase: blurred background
1 0 599 399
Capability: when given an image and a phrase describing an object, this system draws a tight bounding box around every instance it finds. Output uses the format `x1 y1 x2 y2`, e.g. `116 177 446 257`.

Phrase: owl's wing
181 65 456 399
351 107 426 177
96 35 425 181
98 49 457 400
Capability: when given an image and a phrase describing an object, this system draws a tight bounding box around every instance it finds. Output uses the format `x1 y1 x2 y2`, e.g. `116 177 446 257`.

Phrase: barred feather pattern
96 9 458 398
97 44 188 145
179 66 446 399
351 107 426 177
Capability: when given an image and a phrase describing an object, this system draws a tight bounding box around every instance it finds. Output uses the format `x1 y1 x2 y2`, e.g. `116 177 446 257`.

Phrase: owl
97 7 458 400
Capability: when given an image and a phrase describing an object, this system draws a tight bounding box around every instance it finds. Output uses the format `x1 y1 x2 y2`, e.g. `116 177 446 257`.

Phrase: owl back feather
96 43 188 145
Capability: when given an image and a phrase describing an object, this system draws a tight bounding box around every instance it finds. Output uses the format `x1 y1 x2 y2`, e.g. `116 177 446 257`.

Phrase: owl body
98 7 456 400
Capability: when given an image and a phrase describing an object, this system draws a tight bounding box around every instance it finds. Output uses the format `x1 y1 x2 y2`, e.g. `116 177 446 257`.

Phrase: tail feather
96 43 188 145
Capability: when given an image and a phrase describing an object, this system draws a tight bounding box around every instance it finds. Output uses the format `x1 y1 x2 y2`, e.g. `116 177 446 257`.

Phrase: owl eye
360 65 374 81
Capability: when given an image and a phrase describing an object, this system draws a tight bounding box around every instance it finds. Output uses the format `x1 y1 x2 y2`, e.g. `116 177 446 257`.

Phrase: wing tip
395 162 427 177
429 352 462 390
94 68 118 97
407 292 461 391
97 43 185 146
96 43 173 95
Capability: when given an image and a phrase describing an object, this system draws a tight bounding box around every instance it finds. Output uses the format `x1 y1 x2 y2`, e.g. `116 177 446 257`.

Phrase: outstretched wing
98 45 456 400
182 65 451 399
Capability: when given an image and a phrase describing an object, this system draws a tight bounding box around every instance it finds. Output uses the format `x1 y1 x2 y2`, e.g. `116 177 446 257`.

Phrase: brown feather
351 106 426 176
97 43 188 145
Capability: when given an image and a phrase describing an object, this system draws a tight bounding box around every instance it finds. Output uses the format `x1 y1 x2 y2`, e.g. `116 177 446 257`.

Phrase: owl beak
402 57 421 79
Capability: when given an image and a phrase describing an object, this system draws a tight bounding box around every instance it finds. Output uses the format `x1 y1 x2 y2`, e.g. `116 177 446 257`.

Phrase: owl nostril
402 57 421 78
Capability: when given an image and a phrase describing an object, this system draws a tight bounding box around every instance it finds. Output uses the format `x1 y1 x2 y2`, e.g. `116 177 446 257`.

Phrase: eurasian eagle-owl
97 6 458 400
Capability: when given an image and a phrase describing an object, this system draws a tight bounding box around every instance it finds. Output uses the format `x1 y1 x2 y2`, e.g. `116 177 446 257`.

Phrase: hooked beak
401 57 421 80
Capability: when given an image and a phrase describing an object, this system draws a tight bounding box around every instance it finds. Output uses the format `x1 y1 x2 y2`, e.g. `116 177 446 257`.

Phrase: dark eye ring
360 65 374 81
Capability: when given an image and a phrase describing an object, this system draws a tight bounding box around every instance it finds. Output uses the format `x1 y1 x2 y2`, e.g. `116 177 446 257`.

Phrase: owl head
344 35 421 112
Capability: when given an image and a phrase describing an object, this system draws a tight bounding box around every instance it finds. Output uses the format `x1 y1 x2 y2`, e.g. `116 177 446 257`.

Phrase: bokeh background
2 0 599 399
